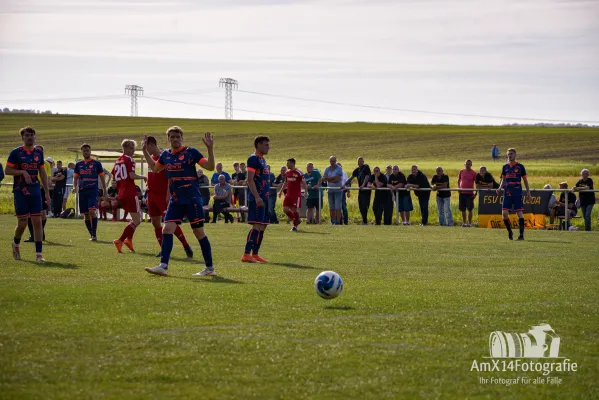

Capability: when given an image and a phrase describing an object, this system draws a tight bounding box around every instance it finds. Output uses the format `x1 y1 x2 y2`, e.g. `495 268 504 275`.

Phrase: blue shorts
502 192 523 212
247 199 269 225
78 189 98 215
164 196 205 225
397 195 413 212
327 190 343 210
14 188 43 218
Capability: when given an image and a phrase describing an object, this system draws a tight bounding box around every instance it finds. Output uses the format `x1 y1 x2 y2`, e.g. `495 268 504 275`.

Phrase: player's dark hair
146 136 157 146
166 126 184 138
254 136 269 148
287 158 296 164
80 143 91 150
20 126 36 136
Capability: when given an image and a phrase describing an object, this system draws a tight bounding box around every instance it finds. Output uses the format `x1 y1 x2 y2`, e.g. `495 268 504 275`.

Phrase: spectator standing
406 165 431 226
267 165 278 223
475 166 499 190
345 157 371 225
458 159 477 227
368 166 392 225
385 165 392 181
272 166 287 223
237 163 248 222
63 162 75 212
322 156 343 225
304 162 322 224
197 169 211 221
491 144 500 162
387 165 411 225
573 169 594 231
211 175 234 223
210 163 231 185
549 182 577 227
431 166 453 226
231 162 241 218
51 161 66 217
0 161 4 183
338 162 350 225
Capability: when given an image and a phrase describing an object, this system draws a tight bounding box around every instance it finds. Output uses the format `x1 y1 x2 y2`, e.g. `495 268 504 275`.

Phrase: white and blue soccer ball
314 271 343 299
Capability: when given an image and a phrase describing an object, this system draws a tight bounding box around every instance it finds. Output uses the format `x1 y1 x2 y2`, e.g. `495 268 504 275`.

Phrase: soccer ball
314 271 343 299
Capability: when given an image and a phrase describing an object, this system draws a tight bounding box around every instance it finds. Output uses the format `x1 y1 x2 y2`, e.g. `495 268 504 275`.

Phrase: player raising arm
496 148 532 240
5 126 51 262
143 127 216 277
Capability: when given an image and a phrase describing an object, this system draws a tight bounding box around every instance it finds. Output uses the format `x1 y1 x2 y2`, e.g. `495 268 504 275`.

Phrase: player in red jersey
145 136 194 258
278 158 307 232
112 139 147 253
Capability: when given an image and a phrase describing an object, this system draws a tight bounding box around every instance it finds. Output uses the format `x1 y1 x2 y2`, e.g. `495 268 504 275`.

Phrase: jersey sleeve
247 155 260 173
127 157 136 174
189 148 207 166
6 149 19 168
156 150 167 168
500 165 506 179
74 162 81 177
520 164 527 179
96 161 105 176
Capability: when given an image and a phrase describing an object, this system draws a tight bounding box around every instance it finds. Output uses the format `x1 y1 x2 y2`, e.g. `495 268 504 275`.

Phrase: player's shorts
458 193 475 211
502 192 523 212
164 196 205 226
283 194 302 209
147 192 168 217
247 199 269 225
78 188 98 214
13 188 43 218
306 197 323 209
118 196 140 214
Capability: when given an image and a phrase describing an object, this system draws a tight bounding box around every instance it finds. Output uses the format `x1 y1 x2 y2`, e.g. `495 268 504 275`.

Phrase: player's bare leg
284 205 301 231
31 215 45 262
12 216 28 260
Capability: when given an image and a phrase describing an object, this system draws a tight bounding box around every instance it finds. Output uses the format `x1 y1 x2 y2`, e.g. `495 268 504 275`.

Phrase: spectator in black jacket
345 157 371 225
368 166 392 225
405 165 431 226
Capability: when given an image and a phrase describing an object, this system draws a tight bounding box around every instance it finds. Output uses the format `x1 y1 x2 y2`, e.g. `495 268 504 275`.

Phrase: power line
237 89 599 124
143 96 342 122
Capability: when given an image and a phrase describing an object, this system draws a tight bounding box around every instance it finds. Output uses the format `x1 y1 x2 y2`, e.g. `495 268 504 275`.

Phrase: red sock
285 209 294 221
174 225 189 247
119 222 137 242
154 227 163 246
111 206 117 219
293 212 300 226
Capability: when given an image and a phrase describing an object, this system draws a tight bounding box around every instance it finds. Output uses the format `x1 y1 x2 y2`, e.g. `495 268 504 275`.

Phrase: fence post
318 187 322 224
395 189 399 224
564 188 568 230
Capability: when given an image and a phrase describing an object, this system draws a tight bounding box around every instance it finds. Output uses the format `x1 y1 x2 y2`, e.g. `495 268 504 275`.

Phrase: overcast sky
1 0 598 124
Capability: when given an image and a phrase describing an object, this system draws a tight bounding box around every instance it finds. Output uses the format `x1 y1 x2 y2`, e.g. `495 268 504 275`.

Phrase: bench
555 215 581 230
203 205 248 213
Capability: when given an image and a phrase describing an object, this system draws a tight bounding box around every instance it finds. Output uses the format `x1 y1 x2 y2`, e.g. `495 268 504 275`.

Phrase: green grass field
1 114 598 227
0 216 598 399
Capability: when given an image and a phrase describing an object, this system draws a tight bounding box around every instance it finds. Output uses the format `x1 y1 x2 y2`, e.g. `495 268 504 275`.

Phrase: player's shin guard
199 236 213 267
154 227 163 246
518 218 525 236
119 222 137 242
253 230 264 254
84 218 93 235
174 225 189 247
91 217 98 236
503 218 513 234
160 234 174 266
244 229 259 254
35 241 42 254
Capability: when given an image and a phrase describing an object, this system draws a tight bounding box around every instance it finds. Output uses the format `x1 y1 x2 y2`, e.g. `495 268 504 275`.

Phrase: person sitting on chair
211 174 234 223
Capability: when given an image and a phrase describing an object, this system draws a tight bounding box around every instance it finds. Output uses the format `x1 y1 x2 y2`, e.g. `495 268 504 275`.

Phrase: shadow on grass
270 262 318 270
93 240 114 245
137 252 197 263
324 305 356 311
166 275 244 284
296 231 330 235
24 260 79 269
44 241 73 247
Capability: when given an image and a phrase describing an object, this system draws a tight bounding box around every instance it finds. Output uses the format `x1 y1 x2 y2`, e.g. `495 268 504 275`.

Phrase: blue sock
519 218 525 235
253 230 265 254
199 236 213 268
160 234 174 266
244 229 259 254
84 219 93 235
91 217 98 236
35 241 42 253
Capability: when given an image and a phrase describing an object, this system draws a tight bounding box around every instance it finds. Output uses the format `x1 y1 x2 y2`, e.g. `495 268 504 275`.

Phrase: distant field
0 216 597 399
1 114 598 227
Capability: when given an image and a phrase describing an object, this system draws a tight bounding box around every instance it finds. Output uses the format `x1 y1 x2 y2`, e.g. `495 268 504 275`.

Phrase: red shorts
118 196 140 213
283 194 302 209
147 192 167 217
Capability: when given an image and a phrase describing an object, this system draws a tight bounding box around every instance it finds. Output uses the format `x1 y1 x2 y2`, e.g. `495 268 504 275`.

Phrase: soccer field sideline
1 216 597 399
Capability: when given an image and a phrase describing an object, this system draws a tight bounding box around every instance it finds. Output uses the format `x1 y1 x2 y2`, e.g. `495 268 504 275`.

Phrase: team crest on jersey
178 155 185 161
34 156 39 162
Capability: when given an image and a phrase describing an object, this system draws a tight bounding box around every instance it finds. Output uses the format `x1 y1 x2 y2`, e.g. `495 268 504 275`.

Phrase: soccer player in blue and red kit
73 144 108 241
5 126 51 262
241 136 271 263
496 148 533 240
142 126 216 277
